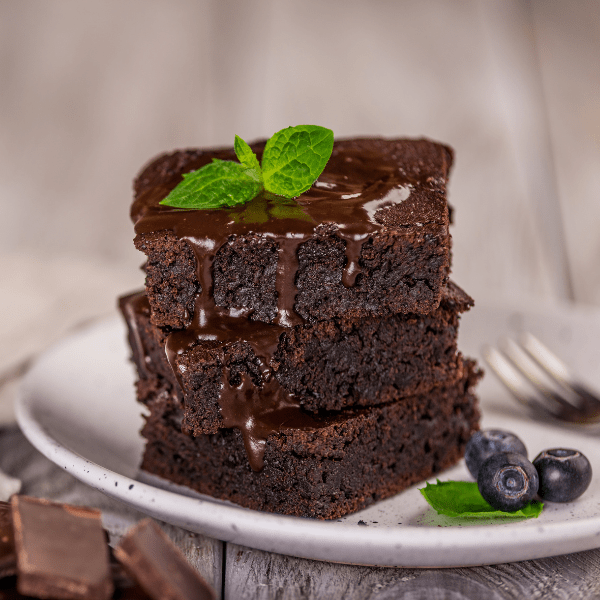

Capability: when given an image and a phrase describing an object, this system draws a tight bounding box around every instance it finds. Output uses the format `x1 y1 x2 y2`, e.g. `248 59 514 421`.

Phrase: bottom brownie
140 361 481 520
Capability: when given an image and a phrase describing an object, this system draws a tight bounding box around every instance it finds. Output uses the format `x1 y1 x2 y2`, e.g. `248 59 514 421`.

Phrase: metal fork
483 333 600 425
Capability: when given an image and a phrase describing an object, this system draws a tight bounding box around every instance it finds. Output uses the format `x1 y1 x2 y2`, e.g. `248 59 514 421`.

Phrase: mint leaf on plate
420 480 543 519
262 125 334 198
160 159 262 209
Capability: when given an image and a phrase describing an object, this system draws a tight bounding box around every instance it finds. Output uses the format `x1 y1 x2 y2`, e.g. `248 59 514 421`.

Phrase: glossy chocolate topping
120 293 154 380
130 138 452 471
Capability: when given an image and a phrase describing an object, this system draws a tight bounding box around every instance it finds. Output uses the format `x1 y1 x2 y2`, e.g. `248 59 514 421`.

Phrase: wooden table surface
2 425 600 600
1 1 600 598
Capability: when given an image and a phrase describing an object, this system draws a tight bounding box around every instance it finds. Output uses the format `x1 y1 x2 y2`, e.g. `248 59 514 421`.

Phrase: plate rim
14 313 600 567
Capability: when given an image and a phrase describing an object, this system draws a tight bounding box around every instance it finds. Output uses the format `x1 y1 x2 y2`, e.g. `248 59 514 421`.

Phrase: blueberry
465 429 528 479
478 452 539 512
533 448 592 502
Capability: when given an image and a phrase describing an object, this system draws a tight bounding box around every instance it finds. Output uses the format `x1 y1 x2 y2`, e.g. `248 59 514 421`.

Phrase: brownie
139 360 481 520
119 281 472 434
131 137 453 329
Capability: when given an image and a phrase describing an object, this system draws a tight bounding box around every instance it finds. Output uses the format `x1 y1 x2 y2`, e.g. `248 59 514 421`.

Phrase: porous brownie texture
131 138 453 329
140 361 481 519
120 281 472 435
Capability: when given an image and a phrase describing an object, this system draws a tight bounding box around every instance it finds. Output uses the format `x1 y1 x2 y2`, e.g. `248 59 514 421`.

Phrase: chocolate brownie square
139 360 481 519
120 281 471 436
131 138 453 329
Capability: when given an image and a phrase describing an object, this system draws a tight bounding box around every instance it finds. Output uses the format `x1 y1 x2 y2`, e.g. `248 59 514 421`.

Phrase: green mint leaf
261 125 334 198
420 480 543 519
160 159 262 209
234 135 262 182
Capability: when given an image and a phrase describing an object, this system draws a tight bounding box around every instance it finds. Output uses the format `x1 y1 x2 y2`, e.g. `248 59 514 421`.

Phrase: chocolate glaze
120 293 154 380
120 288 342 471
163 284 338 471
130 138 452 471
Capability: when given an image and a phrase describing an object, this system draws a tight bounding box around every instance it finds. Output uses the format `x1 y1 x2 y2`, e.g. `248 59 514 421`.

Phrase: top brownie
132 137 453 329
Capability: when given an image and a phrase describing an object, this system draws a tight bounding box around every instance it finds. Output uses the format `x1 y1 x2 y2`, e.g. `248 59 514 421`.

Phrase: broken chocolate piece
0 502 15 579
0 575 24 599
11 496 113 600
114 520 215 600
109 548 151 600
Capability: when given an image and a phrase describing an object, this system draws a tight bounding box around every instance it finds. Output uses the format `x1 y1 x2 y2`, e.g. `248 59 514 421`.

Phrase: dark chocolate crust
120 281 472 434
140 361 481 519
131 138 453 329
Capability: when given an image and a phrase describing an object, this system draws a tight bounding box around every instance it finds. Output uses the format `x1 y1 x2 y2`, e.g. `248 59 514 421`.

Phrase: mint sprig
160 125 334 210
420 480 543 519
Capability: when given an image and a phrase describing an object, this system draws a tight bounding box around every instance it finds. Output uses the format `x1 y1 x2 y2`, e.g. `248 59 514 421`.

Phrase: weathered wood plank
455 550 600 599
224 542 600 600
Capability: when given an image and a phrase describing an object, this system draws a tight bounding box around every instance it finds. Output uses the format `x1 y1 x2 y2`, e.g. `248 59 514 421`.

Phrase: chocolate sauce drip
273 235 304 327
132 139 448 471
218 373 323 472
164 238 326 471
120 293 154 380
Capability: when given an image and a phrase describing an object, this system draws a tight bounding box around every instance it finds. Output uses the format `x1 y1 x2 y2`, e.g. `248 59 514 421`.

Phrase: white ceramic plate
15 302 600 567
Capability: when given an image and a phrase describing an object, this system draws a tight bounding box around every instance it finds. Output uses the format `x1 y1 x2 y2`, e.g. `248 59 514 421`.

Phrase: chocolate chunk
114 520 215 600
11 496 113 600
0 502 15 578
0 576 24 599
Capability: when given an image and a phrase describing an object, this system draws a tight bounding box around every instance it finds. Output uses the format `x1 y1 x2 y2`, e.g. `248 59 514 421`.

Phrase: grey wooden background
1 1 600 598
1 0 599 307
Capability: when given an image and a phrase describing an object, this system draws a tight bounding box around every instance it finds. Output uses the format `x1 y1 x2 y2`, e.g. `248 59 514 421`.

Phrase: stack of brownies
120 137 481 519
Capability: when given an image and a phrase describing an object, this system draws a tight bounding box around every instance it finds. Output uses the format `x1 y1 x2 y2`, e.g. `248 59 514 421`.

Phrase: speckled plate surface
15 302 600 567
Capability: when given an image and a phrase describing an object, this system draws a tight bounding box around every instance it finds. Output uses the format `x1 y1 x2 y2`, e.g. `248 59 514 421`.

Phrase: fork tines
483 333 600 425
